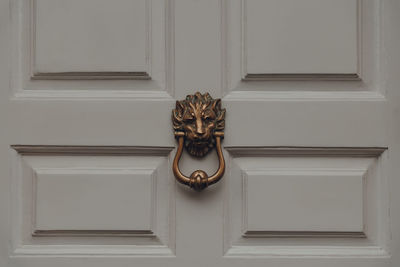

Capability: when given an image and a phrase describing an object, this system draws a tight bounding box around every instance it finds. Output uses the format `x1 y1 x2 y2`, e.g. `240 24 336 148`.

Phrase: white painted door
1 0 399 267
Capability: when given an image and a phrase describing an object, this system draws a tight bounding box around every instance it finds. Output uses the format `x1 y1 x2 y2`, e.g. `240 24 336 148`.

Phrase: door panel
244 0 359 78
11 146 174 256
34 0 149 76
1 0 399 267
225 148 387 257
226 0 379 89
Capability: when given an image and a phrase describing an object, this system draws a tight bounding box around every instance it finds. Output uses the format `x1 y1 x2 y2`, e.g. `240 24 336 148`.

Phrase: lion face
173 92 225 157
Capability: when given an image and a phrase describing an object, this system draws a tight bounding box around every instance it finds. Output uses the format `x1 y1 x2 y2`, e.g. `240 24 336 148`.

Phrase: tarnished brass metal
172 92 226 191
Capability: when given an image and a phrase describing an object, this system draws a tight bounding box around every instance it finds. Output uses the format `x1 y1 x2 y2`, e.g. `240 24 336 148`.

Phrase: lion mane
172 92 225 157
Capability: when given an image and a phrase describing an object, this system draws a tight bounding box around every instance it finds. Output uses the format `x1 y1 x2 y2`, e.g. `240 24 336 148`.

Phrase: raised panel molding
224 147 389 257
11 145 175 256
242 169 365 237
32 168 156 236
241 0 361 81
30 0 151 80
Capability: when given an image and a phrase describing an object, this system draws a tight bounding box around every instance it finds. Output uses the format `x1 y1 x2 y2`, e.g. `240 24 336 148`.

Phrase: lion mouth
193 141 207 145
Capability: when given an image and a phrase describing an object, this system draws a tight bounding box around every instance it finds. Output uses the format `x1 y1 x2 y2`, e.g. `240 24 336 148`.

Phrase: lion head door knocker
172 92 226 191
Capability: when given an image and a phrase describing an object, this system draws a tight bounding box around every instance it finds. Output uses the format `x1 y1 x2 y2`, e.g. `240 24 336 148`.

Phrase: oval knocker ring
172 92 226 191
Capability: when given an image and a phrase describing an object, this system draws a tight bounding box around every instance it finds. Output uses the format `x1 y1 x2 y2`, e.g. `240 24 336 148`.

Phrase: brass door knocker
172 92 226 191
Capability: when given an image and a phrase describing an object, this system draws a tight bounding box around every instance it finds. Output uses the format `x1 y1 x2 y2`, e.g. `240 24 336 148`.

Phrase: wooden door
1 0 399 267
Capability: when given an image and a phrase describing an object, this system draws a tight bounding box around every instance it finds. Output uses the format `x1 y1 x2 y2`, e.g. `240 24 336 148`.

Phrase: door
1 0 399 266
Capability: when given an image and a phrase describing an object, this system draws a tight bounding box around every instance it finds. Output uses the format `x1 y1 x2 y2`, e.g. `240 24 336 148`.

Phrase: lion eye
203 116 212 123
184 113 195 122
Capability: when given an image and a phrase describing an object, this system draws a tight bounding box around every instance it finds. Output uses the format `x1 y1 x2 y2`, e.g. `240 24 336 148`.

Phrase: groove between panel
31 72 151 80
225 147 386 157
243 231 366 238
32 230 154 237
11 145 173 156
243 73 361 81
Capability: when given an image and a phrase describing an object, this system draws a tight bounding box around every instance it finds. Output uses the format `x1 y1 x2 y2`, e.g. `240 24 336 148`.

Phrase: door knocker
172 92 226 191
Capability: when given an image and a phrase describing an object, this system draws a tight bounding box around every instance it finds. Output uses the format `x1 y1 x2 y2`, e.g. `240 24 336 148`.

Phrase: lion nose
196 119 205 136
